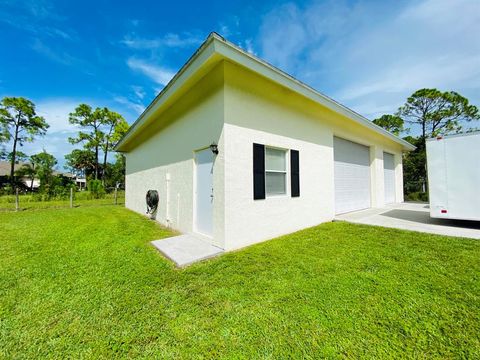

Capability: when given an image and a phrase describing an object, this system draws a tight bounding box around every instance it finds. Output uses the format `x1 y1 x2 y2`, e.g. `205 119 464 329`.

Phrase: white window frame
265 146 289 197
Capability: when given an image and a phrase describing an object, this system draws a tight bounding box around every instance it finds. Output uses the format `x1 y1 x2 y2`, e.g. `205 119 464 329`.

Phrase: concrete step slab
151 234 224 267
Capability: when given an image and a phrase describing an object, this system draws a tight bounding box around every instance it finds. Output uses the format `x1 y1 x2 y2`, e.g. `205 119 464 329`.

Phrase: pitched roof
116 32 415 152
0 160 74 177
0 160 27 176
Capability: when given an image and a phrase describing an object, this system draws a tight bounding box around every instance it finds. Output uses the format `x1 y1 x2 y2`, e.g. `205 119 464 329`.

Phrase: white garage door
383 152 396 204
334 137 371 214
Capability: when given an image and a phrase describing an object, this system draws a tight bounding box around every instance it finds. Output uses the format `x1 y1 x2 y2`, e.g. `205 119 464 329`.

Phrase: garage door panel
334 137 371 214
384 152 395 204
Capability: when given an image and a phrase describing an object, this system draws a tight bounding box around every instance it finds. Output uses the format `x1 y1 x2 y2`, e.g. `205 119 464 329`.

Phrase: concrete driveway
335 202 480 239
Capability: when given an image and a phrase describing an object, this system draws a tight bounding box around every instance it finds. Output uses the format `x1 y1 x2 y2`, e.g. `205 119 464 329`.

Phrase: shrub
1 185 13 196
87 180 106 199
406 191 429 202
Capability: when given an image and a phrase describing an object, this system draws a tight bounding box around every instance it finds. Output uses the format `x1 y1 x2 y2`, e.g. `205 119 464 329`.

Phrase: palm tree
16 157 37 191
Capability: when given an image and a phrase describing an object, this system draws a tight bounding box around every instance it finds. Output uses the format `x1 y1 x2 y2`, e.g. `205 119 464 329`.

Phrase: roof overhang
116 33 415 152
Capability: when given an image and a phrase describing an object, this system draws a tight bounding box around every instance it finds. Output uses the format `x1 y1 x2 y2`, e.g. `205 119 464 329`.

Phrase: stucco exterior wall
222 61 404 250
125 63 226 248
223 123 334 250
124 59 406 252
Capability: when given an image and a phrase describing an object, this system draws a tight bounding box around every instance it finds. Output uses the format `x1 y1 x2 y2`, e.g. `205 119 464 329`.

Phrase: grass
1 206 479 358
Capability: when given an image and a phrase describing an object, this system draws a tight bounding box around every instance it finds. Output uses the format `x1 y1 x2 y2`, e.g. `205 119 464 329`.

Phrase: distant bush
0 186 13 196
406 192 429 202
0 194 16 203
32 193 50 202
0 191 124 206
52 184 75 199
87 180 106 199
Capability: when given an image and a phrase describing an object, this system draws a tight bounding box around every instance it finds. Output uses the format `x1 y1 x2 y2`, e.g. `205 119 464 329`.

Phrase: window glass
266 172 286 195
265 147 287 195
265 147 286 171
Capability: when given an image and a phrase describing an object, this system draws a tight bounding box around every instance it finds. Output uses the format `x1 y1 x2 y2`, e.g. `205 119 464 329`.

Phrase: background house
0 160 86 191
0 161 40 190
116 33 414 251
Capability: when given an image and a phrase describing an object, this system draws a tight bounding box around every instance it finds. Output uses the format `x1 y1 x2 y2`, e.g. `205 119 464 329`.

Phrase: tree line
0 97 129 196
2 90 478 200
372 88 479 200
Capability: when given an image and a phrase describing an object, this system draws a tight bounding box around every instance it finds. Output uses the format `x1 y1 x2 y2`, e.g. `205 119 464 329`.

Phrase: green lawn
1 206 479 358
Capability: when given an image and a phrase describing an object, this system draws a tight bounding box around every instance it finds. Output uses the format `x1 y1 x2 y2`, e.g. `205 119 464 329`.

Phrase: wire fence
0 189 125 212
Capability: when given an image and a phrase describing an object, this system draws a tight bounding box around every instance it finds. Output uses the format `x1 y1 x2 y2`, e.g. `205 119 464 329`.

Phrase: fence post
114 187 118 205
15 188 19 212
70 187 73 208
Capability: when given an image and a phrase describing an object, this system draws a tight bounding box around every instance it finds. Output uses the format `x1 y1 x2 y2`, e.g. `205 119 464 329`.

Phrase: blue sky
1 0 479 167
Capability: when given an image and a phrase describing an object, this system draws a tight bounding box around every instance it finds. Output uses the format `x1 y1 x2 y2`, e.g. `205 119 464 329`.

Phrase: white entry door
334 137 371 214
195 148 214 236
383 152 396 204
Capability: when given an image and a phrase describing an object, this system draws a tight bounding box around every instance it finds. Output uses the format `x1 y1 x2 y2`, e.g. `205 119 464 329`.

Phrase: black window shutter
291 150 300 197
253 143 265 200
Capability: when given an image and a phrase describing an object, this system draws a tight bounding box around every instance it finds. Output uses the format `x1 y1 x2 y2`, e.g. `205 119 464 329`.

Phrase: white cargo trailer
426 132 480 221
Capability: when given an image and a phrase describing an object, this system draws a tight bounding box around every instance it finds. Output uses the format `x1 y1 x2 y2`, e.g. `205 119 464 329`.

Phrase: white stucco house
115 33 415 251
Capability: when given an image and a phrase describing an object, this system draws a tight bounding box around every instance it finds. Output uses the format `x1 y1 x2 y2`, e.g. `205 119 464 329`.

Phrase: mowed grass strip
0 206 479 358
0 192 125 211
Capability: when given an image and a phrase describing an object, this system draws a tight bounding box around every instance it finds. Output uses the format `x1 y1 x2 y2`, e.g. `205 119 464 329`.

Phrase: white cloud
0 0 75 40
113 96 145 115
121 32 203 50
131 85 145 100
238 39 256 55
31 38 77 65
127 58 175 86
6 97 135 167
245 39 255 54
338 54 480 102
19 98 89 167
18 131 77 170
259 3 308 72
22 0 64 21
2 94 143 168
129 19 140 27
218 24 232 38
218 16 240 38
257 0 480 119
35 98 81 133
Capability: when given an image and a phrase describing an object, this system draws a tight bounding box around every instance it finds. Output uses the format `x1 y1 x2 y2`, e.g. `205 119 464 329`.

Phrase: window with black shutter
253 143 265 200
290 150 300 197
253 143 300 199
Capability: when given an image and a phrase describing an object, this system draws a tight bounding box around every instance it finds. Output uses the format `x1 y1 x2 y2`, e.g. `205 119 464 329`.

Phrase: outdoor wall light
210 142 219 155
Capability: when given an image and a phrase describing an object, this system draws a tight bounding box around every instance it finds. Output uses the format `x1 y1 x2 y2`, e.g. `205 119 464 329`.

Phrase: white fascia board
212 35 415 151
115 37 217 151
